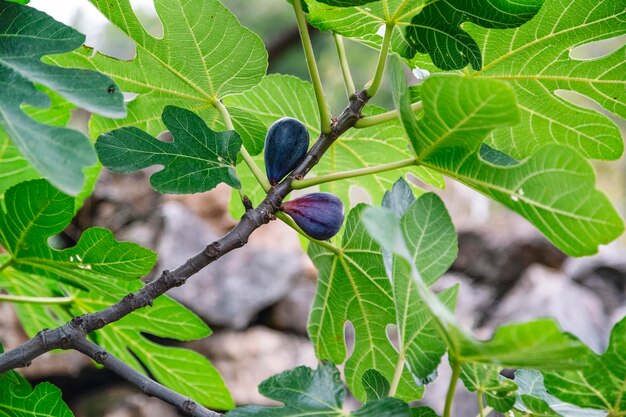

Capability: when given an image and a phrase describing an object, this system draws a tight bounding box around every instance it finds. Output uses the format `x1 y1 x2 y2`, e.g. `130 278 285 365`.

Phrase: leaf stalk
365 23 393 98
214 100 271 192
293 0 332 134
0 293 74 305
292 158 417 189
444 361 461 417
388 353 405 397
355 101 423 128
334 33 356 97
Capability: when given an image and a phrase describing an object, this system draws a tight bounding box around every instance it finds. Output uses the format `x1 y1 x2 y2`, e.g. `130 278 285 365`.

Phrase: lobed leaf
306 0 543 70
48 0 268 149
405 0 543 70
471 0 626 160
0 180 233 409
390 56 624 256
97 106 242 194
0 0 125 194
0 88 74 197
388 188 459 384
308 205 422 401
362 370 391 401
0 344 73 417
514 370 606 417
460 363 517 412
543 317 626 414
227 362 412 417
363 205 591 370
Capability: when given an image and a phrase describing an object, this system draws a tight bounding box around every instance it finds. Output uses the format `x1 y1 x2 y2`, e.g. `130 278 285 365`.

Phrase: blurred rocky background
1 1 625 416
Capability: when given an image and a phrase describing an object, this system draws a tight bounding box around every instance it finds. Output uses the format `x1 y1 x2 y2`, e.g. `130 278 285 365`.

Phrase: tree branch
72 338 221 417
0 89 369 412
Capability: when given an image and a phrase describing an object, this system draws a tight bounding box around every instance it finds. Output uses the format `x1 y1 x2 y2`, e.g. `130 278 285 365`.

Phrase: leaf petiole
292 158 417 189
293 0 332 134
355 101 423 128
365 23 394 98
444 361 461 417
0 293 74 305
477 391 486 417
214 100 271 192
333 33 356 97
388 353 405 397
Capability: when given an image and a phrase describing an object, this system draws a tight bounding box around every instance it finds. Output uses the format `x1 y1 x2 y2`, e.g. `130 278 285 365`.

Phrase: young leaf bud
281 193 344 240
264 117 309 185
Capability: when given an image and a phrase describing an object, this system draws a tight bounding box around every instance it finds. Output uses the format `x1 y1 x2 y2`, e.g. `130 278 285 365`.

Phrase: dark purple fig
264 117 309 185
281 193 344 240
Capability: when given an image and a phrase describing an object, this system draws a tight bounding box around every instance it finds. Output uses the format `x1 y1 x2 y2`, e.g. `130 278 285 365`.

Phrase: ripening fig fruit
264 117 309 185
281 193 344 240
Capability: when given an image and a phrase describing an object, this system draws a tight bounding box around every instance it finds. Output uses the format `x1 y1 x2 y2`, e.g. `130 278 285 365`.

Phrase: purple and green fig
281 193 344 240
264 117 309 185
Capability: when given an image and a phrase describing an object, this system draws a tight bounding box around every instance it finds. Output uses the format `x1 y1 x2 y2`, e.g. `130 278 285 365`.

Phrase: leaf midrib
481 11 623 72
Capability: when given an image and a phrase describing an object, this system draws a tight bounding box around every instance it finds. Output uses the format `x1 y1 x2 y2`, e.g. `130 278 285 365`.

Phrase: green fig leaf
96 106 242 194
0 0 125 194
389 55 624 256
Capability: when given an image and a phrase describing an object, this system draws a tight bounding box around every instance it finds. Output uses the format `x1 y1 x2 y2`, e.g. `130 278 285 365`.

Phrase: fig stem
444 361 461 417
214 100 271 192
388 352 405 397
355 101 423 128
365 22 394 98
292 157 417 189
0 293 74 305
477 392 489 417
275 211 342 255
293 0 332 134
333 33 356 97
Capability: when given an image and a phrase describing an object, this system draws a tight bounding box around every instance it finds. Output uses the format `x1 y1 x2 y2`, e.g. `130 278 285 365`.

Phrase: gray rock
433 273 495 330
453 230 566 291
159 202 305 329
564 245 626 311
72 385 179 417
611 304 626 330
266 276 317 334
187 326 317 405
116 220 161 252
481 264 608 352
88 170 162 233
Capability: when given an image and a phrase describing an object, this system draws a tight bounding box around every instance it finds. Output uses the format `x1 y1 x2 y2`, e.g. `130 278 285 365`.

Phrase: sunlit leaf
389 55 623 256
306 0 543 70
471 0 626 160
308 205 423 402
543 317 626 415
0 180 233 409
0 344 73 417
460 363 517 412
48 0 268 151
514 370 606 417
362 205 591 370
